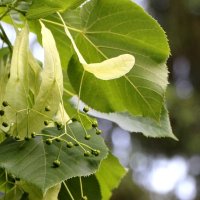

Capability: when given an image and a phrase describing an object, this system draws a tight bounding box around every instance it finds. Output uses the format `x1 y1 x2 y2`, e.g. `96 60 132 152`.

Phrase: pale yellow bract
83 54 135 80
58 13 135 80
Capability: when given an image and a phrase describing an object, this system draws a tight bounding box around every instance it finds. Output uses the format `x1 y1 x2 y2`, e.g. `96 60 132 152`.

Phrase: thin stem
79 177 84 197
77 71 85 113
57 12 87 64
63 181 75 200
30 109 52 120
56 143 63 160
64 88 75 97
0 23 12 52
41 18 82 33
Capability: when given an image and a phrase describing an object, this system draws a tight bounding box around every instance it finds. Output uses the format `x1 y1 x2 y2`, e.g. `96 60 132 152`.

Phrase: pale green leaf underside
61 0 170 120
90 105 177 140
0 122 108 193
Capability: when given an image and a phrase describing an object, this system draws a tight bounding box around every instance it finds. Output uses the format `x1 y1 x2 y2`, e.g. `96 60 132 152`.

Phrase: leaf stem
77 71 85 113
79 177 84 198
0 23 12 52
40 18 83 33
63 181 75 200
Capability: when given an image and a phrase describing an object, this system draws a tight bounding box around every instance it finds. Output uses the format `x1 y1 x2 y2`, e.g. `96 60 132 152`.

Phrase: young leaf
0 122 108 193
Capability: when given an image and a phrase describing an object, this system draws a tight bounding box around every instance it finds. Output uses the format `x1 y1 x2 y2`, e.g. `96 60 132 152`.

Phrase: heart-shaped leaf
0 122 108 193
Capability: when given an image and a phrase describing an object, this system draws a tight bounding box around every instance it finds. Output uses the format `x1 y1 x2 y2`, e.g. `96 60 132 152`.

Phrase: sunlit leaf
27 0 87 19
90 105 177 140
61 0 170 121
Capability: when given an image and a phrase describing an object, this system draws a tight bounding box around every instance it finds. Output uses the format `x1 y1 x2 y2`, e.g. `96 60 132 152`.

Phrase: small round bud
15 136 20 141
45 139 52 145
74 142 79 146
0 110 4 116
83 106 89 113
92 120 98 128
2 101 8 107
44 120 49 126
92 150 100 156
84 151 91 157
55 138 61 142
56 123 63 130
2 122 8 127
71 117 78 122
84 134 91 140
25 136 30 141
96 129 102 135
31 132 36 138
53 160 60 168
67 142 73 148
45 106 50 112
81 196 88 200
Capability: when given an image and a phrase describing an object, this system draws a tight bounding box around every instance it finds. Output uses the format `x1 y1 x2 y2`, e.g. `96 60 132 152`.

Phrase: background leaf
95 153 127 200
58 176 101 200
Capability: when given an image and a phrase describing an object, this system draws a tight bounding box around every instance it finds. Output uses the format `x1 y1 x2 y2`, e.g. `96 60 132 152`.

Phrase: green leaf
62 0 170 121
68 55 167 121
59 176 101 200
95 153 127 200
0 122 108 193
58 13 135 80
21 182 61 200
58 154 126 200
0 186 23 200
90 105 177 139
0 168 15 193
26 0 87 19
3 23 63 138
